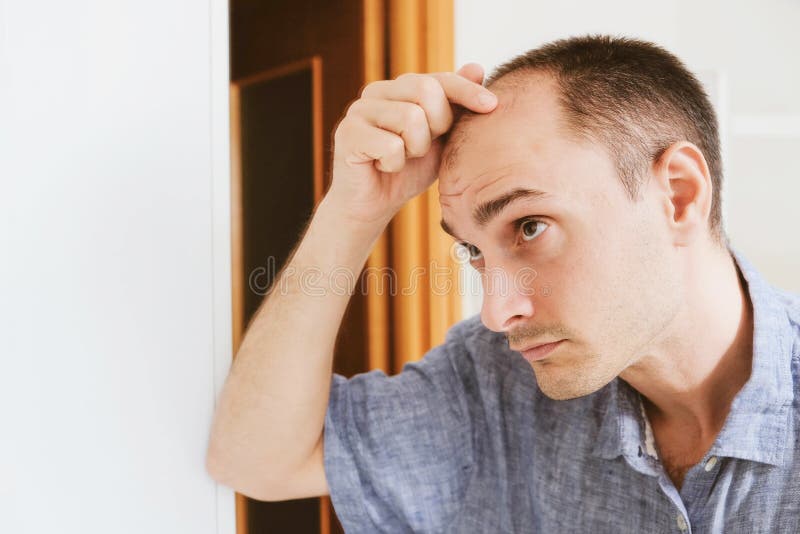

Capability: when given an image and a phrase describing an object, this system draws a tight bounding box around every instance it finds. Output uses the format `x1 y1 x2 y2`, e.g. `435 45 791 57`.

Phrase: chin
531 365 612 401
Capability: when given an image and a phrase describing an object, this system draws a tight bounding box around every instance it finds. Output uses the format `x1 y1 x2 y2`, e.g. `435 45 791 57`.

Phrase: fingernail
478 92 496 107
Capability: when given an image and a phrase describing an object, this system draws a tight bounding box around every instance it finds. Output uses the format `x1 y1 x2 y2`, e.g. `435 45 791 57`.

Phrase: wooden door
231 2 374 532
229 1 456 532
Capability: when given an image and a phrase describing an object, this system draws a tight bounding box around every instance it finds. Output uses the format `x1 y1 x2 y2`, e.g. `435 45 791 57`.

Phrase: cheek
541 223 653 342
525 207 671 341
596 220 679 347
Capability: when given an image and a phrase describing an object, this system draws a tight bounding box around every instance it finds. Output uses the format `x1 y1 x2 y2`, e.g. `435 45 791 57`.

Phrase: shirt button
676 513 688 531
704 456 718 471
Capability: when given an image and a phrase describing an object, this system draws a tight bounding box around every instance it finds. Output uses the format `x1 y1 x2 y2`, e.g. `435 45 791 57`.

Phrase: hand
325 63 498 226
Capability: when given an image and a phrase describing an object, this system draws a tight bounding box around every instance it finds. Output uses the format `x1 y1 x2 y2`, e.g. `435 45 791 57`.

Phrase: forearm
206 194 388 484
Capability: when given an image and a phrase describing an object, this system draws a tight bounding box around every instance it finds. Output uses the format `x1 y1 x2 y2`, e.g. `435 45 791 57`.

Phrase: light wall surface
0 1 235 533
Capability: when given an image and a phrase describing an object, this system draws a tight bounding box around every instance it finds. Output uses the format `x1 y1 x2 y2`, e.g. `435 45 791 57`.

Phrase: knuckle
430 111 453 138
406 138 430 158
333 118 352 144
416 75 443 100
345 98 364 117
385 154 406 172
403 104 428 131
360 80 385 98
402 107 431 157
360 80 377 97
386 134 405 156
396 72 419 82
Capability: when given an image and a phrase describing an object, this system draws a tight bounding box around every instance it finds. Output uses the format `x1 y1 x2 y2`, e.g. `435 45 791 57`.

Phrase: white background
0 1 235 533
455 0 800 317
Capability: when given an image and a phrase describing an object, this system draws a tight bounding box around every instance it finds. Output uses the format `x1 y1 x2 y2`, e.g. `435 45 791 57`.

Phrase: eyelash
515 217 548 242
459 217 548 262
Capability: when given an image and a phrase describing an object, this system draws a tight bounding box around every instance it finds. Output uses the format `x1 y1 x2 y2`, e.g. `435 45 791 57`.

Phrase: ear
652 141 713 247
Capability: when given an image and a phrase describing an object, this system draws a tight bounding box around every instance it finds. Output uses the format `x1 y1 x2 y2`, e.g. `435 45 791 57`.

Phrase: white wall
0 1 235 533
455 0 800 317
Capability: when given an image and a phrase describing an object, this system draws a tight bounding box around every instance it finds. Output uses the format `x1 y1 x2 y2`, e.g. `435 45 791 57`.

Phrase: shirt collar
592 245 795 468
592 376 661 475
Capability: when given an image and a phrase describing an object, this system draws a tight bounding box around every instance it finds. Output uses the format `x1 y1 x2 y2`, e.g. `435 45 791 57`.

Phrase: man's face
438 76 684 400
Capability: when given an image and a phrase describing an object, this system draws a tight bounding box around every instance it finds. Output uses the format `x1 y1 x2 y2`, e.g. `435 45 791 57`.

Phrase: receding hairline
440 71 572 174
440 34 728 248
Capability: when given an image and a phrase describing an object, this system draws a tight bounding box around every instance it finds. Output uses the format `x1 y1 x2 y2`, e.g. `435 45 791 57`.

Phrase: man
206 35 800 533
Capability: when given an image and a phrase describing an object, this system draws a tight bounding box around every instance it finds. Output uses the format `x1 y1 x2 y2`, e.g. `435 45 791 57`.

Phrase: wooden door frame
378 0 458 373
222 0 456 530
229 55 324 534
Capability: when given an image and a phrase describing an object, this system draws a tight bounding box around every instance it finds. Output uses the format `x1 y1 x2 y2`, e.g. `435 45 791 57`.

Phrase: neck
619 243 754 439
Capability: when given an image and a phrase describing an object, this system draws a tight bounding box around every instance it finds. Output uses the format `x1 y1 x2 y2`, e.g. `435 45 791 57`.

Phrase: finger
346 98 432 158
361 75 452 137
456 62 485 85
427 70 496 112
340 118 407 173
360 72 496 137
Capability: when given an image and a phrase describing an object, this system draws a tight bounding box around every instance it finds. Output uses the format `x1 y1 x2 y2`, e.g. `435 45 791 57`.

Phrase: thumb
456 62 485 86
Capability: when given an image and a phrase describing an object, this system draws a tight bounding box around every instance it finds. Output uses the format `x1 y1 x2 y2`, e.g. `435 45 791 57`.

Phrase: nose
479 266 536 332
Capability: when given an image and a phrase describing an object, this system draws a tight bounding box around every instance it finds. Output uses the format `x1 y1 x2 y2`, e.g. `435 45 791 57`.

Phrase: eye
459 242 483 261
519 218 548 242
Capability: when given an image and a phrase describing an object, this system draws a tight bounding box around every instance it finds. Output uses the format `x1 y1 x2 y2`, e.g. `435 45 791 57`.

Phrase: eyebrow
439 187 551 240
439 218 461 240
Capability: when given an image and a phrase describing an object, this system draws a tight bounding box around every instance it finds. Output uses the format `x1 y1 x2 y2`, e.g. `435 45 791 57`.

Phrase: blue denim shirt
323 247 799 533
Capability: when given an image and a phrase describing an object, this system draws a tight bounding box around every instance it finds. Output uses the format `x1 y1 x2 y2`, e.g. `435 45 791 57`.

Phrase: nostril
502 314 527 331
480 287 535 333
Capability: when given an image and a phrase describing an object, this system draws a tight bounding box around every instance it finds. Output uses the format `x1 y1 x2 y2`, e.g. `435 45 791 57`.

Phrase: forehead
439 77 568 197
436 78 628 242
438 77 611 204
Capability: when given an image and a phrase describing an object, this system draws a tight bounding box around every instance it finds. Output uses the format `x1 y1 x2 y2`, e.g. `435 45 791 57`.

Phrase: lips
512 340 562 352
516 339 564 363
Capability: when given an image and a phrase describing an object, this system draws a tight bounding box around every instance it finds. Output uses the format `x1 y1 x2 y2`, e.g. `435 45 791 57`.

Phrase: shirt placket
632 392 696 534
677 454 724 530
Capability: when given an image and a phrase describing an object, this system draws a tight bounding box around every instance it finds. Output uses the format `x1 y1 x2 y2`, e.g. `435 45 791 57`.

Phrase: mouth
514 340 565 363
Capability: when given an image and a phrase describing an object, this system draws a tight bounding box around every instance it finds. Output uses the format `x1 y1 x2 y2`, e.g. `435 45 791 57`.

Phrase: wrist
316 192 395 240
289 195 390 276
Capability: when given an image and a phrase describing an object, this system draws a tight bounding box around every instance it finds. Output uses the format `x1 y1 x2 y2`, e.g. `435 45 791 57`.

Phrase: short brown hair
445 35 726 247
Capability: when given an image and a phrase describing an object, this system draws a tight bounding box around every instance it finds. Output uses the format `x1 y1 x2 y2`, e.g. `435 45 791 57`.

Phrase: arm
205 195 387 500
205 64 498 501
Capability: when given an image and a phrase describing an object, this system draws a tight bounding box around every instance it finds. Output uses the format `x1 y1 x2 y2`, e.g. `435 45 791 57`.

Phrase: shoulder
776 287 800 329
771 285 800 358
768 285 800 419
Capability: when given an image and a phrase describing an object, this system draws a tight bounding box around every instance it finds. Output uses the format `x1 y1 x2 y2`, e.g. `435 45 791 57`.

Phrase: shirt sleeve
323 328 476 533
